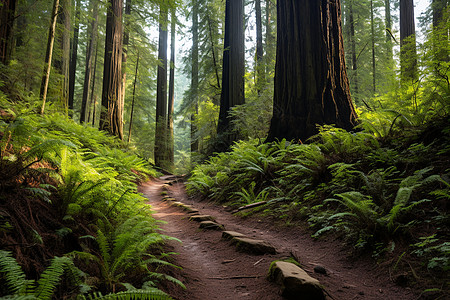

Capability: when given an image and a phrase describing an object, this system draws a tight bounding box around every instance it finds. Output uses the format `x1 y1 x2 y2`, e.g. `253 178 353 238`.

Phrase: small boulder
221 231 246 240
189 215 215 222
199 221 224 230
268 261 325 300
231 237 276 255
313 265 327 275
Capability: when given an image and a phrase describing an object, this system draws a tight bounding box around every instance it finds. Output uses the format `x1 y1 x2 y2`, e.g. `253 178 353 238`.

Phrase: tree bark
347 0 358 102
100 0 124 139
190 0 199 154
167 9 176 167
0 0 17 64
255 0 265 93
370 0 376 93
385 0 393 62
121 0 131 118
154 5 168 168
400 0 417 82
40 0 60 115
216 0 245 151
266 0 357 143
81 0 98 123
68 0 80 116
432 0 449 62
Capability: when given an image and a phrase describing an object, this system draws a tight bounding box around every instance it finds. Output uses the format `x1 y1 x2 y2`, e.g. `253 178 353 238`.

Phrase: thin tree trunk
255 0 265 93
127 52 139 143
385 0 393 62
349 0 358 101
40 0 60 115
207 16 220 90
68 0 80 116
432 0 449 62
154 5 168 168
266 0 357 142
191 0 199 154
370 0 376 93
81 0 98 123
100 0 124 139
0 0 17 64
122 0 131 117
56 0 71 114
88 39 99 126
216 0 245 151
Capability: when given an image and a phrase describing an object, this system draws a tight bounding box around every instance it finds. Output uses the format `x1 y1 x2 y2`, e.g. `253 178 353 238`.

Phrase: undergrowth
0 96 180 299
187 121 450 293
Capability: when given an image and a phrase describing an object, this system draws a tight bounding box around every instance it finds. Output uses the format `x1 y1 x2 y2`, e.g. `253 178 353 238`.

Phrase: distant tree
68 0 80 116
255 0 265 93
0 0 17 64
100 0 124 139
190 0 199 154
167 9 176 167
81 0 99 123
154 4 168 168
385 0 393 62
400 0 417 82
432 0 449 62
216 0 245 151
266 0 357 142
40 0 60 115
55 0 71 113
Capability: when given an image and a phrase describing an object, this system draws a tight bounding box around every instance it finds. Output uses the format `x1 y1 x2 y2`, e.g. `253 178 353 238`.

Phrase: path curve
139 177 418 300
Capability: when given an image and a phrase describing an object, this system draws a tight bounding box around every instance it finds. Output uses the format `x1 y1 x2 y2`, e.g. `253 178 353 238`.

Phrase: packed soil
139 177 420 300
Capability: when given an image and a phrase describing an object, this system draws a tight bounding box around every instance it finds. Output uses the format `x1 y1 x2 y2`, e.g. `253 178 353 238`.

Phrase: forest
0 0 449 299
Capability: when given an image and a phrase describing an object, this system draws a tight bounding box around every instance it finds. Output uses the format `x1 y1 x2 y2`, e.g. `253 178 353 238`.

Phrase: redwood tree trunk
216 0 245 151
100 0 123 139
266 0 357 143
432 0 449 62
154 5 168 168
55 0 71 114
400 0 417 82
167 9 175 167
255 0 265 93
190 0 199 154
0 0 17 64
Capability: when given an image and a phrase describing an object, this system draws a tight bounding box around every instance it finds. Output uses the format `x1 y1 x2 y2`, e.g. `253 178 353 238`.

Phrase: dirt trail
139 177 419 300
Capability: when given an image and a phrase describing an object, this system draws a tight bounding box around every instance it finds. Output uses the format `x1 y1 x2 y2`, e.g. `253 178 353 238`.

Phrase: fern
0 250 31 295
78 288 172 300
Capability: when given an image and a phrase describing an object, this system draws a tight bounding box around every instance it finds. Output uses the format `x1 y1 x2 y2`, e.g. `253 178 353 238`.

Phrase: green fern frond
78 288 172 300
0 250 32 295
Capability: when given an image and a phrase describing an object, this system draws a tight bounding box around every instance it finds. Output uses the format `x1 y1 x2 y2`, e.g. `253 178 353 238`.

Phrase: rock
160 191 168 196
186 210 200 215
268 261 325 300
161 184 170 190
172 201 184 207
199 221 224 230
163 197 176 202
313 265 327 275
189 215 215 222
222 231 246 240
231 237 276 255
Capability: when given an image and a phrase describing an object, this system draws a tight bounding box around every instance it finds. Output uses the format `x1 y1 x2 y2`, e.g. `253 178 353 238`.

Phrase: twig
207 275 261 280
253 258 264 266
221 259 236 264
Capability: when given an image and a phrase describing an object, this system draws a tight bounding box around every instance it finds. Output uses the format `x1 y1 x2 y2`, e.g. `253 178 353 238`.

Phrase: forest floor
139 176 421 300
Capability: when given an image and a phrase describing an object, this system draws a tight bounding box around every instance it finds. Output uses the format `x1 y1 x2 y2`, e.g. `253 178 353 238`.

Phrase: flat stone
163 197 176 202
222 231 246 240
172 201 185 207
189 215 215 222
268 261 325 300
160 191 168 196
186 210 200 214
199 221 224 230
161 184 170 190
231 237 276 255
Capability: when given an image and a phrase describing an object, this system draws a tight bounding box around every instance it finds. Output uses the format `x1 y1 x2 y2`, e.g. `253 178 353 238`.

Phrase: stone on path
162 197 176 202
186 210 199 215
222 231 246 240
231 237 277 255
268 261 325 300
199 221 224 230
189 215 215 222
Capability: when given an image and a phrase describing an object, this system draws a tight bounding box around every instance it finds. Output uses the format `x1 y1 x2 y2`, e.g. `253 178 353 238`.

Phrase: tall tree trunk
216 0 245 151
154 5 168 168
266 0 357 143
207 16 220 90
400 0 417 83
68 0 80 116
100 0 124 139
88 39 99 125
432 0 449 62
265 0 275 77
190 0 199 154
81 0 98 123
167 9 176 167
40 0 60 115
0 0 17 64
55 0 71 114
370 0 376 93
385 0 393 62
255 0 265 93
127 52 139 143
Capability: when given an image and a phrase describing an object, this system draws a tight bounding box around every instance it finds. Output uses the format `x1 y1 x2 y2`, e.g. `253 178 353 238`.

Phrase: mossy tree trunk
266 0 357 143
